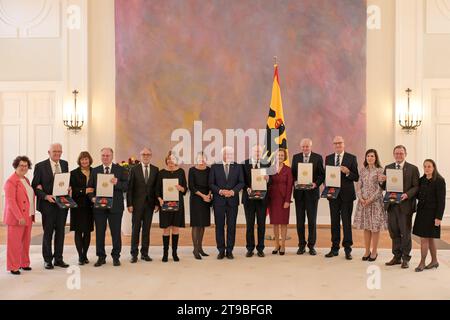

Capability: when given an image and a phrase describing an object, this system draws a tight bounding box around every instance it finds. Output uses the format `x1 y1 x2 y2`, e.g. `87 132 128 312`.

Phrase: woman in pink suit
267 148 293 255
3 156 35 275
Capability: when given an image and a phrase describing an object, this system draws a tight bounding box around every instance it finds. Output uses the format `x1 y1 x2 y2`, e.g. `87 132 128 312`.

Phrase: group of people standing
3 137 446 275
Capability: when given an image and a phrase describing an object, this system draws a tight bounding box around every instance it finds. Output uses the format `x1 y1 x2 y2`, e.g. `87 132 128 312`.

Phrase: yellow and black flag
265 63 289 165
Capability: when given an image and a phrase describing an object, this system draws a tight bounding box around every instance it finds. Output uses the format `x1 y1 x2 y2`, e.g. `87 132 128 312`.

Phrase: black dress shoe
217 252 225 260
345 253 353 260
297 247 306 255
130 256 138 263
44 262 54 269
54 260 69 268
309 248 317 256
199 249 209 257
401 260 409 269
193 251 202 260
10 270 21 275
257 251 265 257
141 255 152 262
78 259 85 266
246 251 254 258
113 259 121 266
94 257 106 267
385 257 402 266
325 251 339 258
84 258 89 264
20 267 32 271
226 252 234 260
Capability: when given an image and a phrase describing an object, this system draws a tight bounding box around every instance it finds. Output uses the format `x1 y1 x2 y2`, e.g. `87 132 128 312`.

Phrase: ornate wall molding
0 0 60 38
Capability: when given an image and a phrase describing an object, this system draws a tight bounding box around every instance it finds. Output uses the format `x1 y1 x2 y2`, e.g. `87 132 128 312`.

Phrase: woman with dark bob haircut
70 151 95 265
4 156 35 275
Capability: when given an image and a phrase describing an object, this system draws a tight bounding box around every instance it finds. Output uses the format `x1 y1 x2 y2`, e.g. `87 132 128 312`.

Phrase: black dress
69 167 94 232
188 166 211 227
413 175 446 239
156 168 187 228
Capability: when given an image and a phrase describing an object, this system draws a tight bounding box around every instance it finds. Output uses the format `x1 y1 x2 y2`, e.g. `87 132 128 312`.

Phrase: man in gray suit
379 145 419 269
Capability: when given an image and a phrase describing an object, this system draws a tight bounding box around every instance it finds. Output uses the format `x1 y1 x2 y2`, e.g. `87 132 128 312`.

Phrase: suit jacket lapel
46 159 54 181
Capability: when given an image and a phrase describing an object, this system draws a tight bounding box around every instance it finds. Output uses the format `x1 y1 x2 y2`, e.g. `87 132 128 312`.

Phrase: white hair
300 138 312 147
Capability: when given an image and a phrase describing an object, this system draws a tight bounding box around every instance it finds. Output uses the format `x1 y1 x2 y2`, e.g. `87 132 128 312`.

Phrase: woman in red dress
267 148 293 255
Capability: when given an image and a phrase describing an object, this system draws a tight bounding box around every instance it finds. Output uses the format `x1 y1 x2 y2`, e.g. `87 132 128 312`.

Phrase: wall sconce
63 90 84 133
399 88 422 133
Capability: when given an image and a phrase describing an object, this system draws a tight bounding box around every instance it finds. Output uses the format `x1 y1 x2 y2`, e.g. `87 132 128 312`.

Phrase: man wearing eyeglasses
126 148 159 263
324 136 359 260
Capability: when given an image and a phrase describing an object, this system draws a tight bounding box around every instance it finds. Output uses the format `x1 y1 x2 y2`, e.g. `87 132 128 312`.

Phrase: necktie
304 155 309 163
336 154 340 166
224 164 229 179
105 166 110 174
144 165 149 183
54 162 61 175
396 164 401 170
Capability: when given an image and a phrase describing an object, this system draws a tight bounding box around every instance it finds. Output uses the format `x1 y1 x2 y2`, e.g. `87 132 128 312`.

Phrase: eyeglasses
333 142 344 145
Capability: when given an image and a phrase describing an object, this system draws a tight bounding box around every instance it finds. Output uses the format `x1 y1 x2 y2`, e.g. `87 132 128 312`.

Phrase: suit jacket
209 162 245 207
126 163 159 210
241 159 271 205
382 162 420 214
292 152 325 201
31 159 69 213
70 167 92 208
3 173 34 226
87 163 128 214
325 152 359 202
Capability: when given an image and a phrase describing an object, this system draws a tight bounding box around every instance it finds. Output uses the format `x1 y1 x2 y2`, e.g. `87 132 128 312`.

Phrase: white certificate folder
297 163 313 185
52 173 70 196
163 178 179 201
386 169 403 193
96 174 114 197
251 169 267 191
325 166 341 188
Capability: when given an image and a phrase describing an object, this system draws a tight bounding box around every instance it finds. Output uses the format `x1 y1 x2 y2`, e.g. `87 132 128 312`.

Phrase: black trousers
244 200 266 252
329 198 353 253
387 205 412 261
214 205 238 253
295 196 318 248
130 204 154 257
94 209 123 259
41 205 68 263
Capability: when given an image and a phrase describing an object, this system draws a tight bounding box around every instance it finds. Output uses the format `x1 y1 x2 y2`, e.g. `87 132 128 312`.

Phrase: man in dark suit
87 147 128 267
209 146 245 260
324 136 359 260
292 138 325 256
126 147 159 263
242 145 270 258
32 143 70 269
379 145 419 269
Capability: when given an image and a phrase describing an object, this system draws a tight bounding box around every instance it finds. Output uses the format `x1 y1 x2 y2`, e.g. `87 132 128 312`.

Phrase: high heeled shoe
362 252 371 261
279 247 286 256
425 262 439 270
272 246 280 255
415 265 425 272
368 254 378 262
